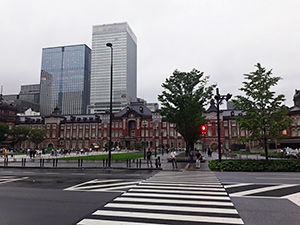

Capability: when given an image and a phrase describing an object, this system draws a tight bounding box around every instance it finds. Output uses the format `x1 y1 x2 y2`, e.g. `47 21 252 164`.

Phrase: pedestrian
188 150 194 169
170 149 178 169
155 156 161 168
195 150 202 169
146 148 153 168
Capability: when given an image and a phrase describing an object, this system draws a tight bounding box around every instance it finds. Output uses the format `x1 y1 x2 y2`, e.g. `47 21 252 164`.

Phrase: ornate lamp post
106 43 113 167
215 88 232 162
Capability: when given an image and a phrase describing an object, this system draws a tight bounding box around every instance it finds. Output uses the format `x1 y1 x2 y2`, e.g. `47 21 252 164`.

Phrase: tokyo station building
1 90 300 151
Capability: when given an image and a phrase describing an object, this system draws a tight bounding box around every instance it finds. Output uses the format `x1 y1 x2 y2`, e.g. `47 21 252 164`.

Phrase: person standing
170 149 178 169
188 150 194 169
195 150 202 169
146 148 153 168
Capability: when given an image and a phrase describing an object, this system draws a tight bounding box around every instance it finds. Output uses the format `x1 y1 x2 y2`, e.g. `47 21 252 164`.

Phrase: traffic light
200 125 207 134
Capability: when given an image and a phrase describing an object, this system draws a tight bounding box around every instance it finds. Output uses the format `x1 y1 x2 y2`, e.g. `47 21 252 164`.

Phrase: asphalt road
214 171 300 225
0 168 157 225
1 167 300 225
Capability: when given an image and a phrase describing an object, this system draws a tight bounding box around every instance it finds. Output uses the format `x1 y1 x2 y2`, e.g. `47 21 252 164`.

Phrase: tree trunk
264 127 269 160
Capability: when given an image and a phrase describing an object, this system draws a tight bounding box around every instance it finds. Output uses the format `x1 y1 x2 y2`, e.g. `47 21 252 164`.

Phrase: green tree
0 123 10 145
158 69 215 155
29 129 46 150
233 63 292 160
11 126 30 149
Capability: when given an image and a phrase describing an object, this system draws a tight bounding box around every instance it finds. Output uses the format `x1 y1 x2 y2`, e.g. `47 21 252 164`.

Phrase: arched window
291 129 297 137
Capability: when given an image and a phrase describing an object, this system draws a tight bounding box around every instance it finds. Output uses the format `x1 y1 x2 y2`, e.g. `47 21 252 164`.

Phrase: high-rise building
39 44 91 115
19 84 40 104
88 22 137 113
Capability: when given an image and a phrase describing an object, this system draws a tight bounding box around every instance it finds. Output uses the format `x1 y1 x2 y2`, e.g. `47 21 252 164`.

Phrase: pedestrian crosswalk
64 179 143 193
77 171 244 224
0 176 28 185
223 182 300 198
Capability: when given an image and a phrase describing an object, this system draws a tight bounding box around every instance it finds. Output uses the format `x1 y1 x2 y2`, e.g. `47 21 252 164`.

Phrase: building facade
16 102 185 150
39 44 91 116
2 91 300 151
88 22 137 114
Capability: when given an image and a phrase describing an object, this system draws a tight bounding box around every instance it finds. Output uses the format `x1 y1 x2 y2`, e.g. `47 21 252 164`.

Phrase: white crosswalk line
78 218 167 225
141 181 223 187
105 203 239 214
114 197 234 206
128 188 228 195
136 184 225 191
93 210 244 224
122 192 231 200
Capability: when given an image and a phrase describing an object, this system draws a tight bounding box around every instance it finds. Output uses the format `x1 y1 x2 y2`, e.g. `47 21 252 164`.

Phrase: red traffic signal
200 125 207 134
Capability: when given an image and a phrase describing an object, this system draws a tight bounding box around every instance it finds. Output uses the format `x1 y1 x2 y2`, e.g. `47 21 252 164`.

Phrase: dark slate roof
115 102 152 117
0 94 17 111
206 102 217 113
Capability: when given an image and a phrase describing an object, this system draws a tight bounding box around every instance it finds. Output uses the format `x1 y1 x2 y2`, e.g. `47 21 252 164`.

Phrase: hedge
208 159 300 172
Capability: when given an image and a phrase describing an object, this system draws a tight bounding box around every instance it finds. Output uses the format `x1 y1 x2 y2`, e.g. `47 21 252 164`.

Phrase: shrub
208 159 300 172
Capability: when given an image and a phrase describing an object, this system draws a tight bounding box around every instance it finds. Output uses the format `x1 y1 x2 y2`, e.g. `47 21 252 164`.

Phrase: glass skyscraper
88 22 137 113
40 44 91 115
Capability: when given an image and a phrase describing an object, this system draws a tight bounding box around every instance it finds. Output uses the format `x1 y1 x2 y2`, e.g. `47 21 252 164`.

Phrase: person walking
170 149 178 169
188 150 194 169
146 148 153 168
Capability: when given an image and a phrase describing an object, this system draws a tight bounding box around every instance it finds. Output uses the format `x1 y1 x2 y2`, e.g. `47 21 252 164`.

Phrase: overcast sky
1 0 299 107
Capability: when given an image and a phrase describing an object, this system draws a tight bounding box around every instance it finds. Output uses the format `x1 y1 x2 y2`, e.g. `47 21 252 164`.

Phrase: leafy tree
233 63 292 160
29 129 46 150
158 69 215 155
11 126 30 149
0 123 10 145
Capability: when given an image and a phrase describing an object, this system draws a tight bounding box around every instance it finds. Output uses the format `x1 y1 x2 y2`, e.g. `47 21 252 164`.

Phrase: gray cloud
1 0 299 106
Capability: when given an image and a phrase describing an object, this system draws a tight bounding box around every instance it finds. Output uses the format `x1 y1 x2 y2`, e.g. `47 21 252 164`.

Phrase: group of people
146 148 203 170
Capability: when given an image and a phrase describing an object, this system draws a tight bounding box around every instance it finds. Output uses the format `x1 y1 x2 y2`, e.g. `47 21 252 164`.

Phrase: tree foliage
0 123 10 144
158 69 215 154
11 126 30 148
29 129 46 149
233 63 292 160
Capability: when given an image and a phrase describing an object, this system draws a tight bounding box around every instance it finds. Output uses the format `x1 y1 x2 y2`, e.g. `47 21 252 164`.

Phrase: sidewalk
0 150 218 171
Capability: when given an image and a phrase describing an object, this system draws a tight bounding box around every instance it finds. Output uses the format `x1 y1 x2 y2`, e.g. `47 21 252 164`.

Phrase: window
231 121 236 126
47 124 50 129
223 121 228 127
60 131 64 137
291 129 297 137
52 130 56 138
225 129 229 137
232 128 237 136
53 124 56 129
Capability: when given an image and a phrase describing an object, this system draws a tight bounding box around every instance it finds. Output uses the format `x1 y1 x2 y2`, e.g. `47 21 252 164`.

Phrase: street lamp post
106 42 113 167
215 88 232 163
143 120 147 159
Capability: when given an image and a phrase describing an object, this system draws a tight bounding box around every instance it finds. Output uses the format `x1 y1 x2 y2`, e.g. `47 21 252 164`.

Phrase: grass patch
57 152 145 161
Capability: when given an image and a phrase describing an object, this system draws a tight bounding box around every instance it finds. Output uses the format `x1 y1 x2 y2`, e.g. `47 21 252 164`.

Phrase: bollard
139 159 142 168
103 159 105 167
126 159 128 167
155 159 158 168
136 159 138 168
78 159 81 167
129 159 131 167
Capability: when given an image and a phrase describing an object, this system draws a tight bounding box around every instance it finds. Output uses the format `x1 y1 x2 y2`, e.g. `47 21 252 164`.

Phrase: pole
144 121 146 159
216 88 222 162
107 43 113 167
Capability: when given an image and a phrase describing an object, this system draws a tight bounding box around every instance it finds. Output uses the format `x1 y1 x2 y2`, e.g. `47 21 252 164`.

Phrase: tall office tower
88 22 137 113
40 44 91 115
